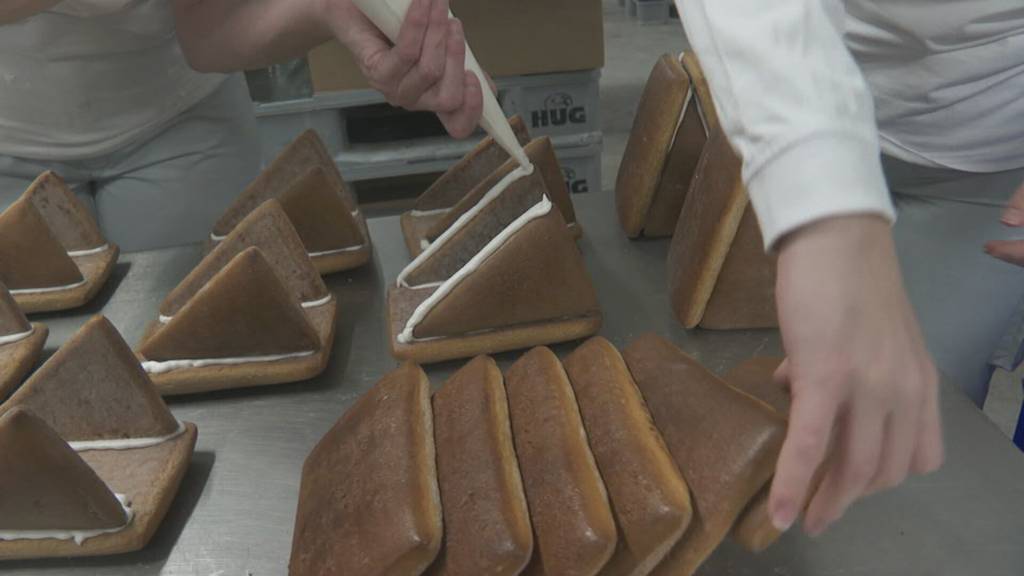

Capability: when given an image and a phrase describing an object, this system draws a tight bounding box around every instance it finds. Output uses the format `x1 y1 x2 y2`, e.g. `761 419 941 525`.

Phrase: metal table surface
6 194 1024 576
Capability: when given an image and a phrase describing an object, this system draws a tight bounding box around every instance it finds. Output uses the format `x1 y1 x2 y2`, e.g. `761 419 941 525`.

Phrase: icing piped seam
10 279 88 295
0 326 33 346
398 195 553 343
141 350 316 374
160 295 331 323
67 244 110 258
398 163 535 288
68 421 186 452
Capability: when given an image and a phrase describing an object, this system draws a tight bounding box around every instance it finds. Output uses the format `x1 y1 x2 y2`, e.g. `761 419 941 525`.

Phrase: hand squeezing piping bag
348 0 532 169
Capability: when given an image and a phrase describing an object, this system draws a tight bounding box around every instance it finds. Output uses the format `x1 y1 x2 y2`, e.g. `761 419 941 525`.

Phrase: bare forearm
173 0 342 73
0 0 61 24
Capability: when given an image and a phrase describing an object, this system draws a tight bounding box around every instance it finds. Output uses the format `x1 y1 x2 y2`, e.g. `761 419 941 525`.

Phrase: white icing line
398 163 535 288
0 494 134 545
398 196 553 343
67 244 110 258
0 326 33 345
10 279 87 295
68 422 186 452
141 350 315 374
419 239 431 251
670 87 694 147
308 244 364 257
209 232 227 242
409 207 451 217
160 295 330 323
301 295 333 308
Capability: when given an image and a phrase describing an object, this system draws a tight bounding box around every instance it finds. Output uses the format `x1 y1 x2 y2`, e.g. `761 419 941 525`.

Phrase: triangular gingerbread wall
413 204 599 340
0 408 127 531
213 130 357 236
426 137 576 242
22 171 105 252
668 129 749 329
161 200 328 317
414 116 531 212
1 316 177 442
615 53 692 238
278 166 364 254
0 282 30 336
0 199 83 291
700 208 778 329
622 334 785 576
401 167 547 288
142 248 320 362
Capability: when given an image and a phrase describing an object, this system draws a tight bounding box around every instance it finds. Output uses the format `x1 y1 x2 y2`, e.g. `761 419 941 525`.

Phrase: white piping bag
349 0 531 168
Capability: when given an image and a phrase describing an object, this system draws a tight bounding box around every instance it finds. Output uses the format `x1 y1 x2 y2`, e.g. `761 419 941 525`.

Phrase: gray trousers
0 74 261 253
886 156 1024 407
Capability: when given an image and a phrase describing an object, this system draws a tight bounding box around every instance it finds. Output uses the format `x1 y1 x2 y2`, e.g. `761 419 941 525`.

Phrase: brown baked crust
0 322 47 401
22 171 106 251
681 52 720 133
213 129 357 235
642 89 707 238
289 363 442 576
277 165 366 253
563 337 693 576
414 206 600 340
0 199 83 290
505 347 617 576
161 200 328 317
0 408 126 531
667 129 749 328
428 356 533 576
700 206 778 329
2 316 178 441
415 116 531 212
0 282 30 336
616 54 691 238
140 248 320 361
622 334 785 576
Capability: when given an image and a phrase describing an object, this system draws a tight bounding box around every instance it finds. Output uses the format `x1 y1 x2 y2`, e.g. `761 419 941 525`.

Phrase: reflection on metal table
7 194 1024 575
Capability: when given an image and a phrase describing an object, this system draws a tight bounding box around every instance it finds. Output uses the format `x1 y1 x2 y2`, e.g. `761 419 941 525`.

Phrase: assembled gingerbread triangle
212 129 372 274
388 156 601 363
0 172 119 313
0 282 47 399
140 201 336 395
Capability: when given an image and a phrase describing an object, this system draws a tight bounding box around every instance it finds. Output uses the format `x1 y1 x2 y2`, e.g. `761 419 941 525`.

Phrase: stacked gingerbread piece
290 333 793 576
0 316 197 560
617 53 777 330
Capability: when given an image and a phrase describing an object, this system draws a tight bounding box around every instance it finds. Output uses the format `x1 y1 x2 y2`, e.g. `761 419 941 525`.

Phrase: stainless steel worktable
7 195 1024 575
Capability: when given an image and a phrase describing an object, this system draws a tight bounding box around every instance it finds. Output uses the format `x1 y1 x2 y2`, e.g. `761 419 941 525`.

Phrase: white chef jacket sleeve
676 0 896 249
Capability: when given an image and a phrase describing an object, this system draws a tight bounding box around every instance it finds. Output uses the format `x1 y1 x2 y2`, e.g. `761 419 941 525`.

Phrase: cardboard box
308 0 604 93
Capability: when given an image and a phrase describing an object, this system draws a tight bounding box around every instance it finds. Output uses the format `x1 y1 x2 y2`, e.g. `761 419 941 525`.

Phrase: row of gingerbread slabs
291 334 804 576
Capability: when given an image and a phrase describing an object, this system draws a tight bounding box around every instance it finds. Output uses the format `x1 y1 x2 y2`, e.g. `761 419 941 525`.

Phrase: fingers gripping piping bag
348 0 532 170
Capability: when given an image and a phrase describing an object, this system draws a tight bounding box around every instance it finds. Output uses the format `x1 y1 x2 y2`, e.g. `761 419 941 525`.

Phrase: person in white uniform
676 0 1023 538
0 0 482 251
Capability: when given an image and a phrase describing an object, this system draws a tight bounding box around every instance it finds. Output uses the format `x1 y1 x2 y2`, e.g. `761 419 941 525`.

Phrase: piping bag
349 0 532 169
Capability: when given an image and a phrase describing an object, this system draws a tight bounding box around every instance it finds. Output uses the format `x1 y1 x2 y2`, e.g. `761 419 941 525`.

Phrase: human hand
984 182 1024 266
325 0 483 138
769 215 945 536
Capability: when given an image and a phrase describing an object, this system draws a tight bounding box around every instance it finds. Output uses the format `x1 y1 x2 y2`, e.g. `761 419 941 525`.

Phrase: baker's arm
676 0 944 535
172 0 483 137
0 0 61 24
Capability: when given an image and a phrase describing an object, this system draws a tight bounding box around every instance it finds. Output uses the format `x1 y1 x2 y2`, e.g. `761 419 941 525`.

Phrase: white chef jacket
676 0 1024 248
0 0 224 161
